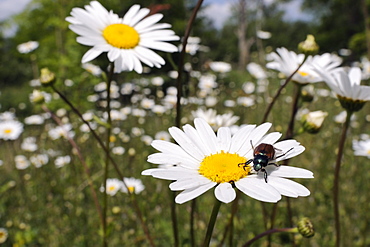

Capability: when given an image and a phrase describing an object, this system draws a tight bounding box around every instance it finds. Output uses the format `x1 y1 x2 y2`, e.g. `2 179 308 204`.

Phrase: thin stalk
170 191 179 247
188 198 196 246
242 227 298 247
173 1 204 246
268 82 303 247
51 85 124 179
333 110 353 247
218 191 240 247
176 0 204 127
286 83 303 139
41 105 103 225
102 63 114 247
203 198 222 247
51 80 155 247
261 56 307 123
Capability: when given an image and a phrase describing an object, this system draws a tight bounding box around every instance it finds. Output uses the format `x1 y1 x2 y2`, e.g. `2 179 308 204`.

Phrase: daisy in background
313 66 370 112
0 120 24 140
121 177 145 194
66 1 179 74
17 41 39 54
100 178 123 196
192 108 240 131
266 47 342 84
0 228 8 244
352 137 370 158
142 118 313 204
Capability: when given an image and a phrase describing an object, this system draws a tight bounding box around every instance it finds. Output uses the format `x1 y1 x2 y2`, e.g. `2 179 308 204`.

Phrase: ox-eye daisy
142 118 313 204
66 1 179 74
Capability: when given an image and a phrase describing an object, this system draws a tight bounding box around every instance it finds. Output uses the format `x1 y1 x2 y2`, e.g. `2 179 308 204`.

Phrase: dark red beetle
239 142 293 183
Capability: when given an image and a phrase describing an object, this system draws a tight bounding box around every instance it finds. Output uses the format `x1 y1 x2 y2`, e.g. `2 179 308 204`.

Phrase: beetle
239 141 293 183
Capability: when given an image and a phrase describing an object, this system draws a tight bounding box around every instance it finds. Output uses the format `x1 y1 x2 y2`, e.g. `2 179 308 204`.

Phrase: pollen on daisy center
103 24 140 49
198 151 250 183
4 129 12 134
298 71 309 77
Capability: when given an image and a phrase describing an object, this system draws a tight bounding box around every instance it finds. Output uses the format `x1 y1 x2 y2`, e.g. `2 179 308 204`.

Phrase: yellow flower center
4 129 12 134
298 71 309 77
128 186 135 193
108 186 116 192
198 151 250 183
103 24 140 49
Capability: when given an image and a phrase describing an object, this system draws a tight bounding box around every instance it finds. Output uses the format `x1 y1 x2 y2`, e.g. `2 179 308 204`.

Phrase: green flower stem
333 110 353 247
41 105 103 226
203 198 222 247
242 227 298 247
261 56 308 123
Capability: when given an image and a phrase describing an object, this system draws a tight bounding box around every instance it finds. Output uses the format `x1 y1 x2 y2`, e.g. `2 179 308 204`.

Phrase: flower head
17 41 39 54
142 118 313 204
66 1 179 73
101 178 123 196
300 110 328 134
0 228 8 244
314 66 370 112
266 47 341 84
0 120 23 140
121 177 145 194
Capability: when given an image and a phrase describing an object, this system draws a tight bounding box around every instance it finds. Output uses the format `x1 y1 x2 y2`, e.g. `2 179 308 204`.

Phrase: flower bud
301 85 315 103
298 35 319 56
40 68 55 86
30 89 45 104
301 110 328 134
297 217 315 238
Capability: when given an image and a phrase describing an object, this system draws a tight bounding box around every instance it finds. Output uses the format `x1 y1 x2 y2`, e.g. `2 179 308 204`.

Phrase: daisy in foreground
66 1 179 73
142 118 313 204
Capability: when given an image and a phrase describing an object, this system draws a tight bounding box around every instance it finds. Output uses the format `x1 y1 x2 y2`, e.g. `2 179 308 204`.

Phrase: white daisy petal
135 13 163 31
215 183 236 203
268 165 314 178
81 47 103 63
217 127 232 152
168 127 205 160
147 167 198 180
235 177 282 203
148 153 199 169
229 125 256 153
194 118 218 154
268 177 310 197
169 176 212 191
175 182 216 204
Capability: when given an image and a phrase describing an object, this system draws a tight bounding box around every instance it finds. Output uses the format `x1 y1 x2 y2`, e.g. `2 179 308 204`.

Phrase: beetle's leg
275 147 294 159
238 159 253 171
263 169 268 183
